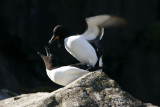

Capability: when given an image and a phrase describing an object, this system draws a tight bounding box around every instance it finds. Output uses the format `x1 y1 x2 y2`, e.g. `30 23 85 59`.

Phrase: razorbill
49 15 126 67
37 46 103 86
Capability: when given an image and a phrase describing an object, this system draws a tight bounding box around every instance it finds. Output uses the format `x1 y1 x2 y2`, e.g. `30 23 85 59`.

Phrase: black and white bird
38 46 103 86
49 15 126 67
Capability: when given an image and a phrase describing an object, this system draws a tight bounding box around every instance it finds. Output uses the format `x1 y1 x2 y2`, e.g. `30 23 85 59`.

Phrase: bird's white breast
46 66 89 86
64 35 98 66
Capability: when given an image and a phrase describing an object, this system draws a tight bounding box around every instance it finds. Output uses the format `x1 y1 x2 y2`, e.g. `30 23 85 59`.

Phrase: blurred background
0 0 160 105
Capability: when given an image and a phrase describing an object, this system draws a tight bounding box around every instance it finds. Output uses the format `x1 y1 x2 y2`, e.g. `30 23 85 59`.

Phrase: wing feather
82 15 126 41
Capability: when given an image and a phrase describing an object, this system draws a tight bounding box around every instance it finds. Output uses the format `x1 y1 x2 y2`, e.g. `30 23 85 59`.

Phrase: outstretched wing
82 15 127 41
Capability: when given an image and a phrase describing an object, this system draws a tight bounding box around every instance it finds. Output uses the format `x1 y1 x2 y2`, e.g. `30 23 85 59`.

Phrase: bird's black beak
37 46 51 56
44 46 51 56
48 35 55 45
48 35 59 45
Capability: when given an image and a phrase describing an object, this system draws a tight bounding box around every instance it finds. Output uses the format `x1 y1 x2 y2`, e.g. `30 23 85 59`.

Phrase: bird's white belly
46 66 89 86
64 35 98 66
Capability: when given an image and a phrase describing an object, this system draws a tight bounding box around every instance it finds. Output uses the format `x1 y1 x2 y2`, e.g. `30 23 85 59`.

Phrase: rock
0 70 158 107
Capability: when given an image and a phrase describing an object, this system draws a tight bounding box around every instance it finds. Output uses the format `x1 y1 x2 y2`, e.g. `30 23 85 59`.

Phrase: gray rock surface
0 70 158 107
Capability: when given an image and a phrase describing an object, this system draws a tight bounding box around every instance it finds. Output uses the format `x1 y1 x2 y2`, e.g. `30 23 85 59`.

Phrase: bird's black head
48 25 69 45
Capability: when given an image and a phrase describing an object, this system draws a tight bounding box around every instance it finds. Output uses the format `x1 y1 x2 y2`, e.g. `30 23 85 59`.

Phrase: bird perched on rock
37 46 102 86
48 15 126 67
